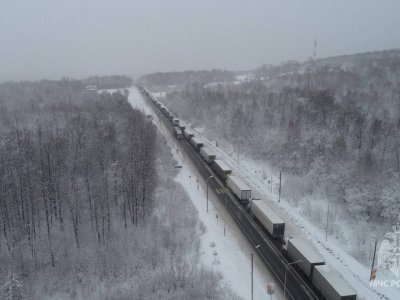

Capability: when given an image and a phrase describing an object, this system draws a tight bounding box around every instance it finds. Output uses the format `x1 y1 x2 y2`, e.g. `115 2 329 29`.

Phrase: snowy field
128 86 283 299
203 74 256 89
148 86 400 300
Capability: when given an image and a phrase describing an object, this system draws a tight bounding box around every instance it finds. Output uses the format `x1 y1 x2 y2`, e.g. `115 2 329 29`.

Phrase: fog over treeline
2 0 400 82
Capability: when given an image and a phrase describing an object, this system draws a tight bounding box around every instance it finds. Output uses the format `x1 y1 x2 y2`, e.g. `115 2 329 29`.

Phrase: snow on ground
173 150 283 300
235 74 255 82
180 127 399 300
127 86 283 300
151 91 167 99
145 84 400 299
204 74 255 89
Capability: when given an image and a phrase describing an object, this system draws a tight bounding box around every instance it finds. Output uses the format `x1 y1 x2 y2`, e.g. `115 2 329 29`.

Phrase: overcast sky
1 0 400 82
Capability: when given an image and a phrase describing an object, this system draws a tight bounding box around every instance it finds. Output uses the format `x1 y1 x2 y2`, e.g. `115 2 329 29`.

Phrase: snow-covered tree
3 271 24 300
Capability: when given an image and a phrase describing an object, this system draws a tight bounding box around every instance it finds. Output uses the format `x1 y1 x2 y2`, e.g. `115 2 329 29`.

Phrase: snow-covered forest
138 70 235 89
145 49 400 263
0 79 238 299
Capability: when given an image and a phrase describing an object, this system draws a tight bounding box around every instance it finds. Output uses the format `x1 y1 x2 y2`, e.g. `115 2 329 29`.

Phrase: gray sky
1 0 400 82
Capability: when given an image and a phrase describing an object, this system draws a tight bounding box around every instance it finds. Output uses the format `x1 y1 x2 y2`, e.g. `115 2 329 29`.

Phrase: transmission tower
313 39 317 59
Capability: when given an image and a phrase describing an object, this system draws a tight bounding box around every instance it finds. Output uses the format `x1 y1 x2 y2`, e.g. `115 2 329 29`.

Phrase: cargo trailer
178 123 186 131
212 159 232 181
312 265 357 300
172 118 179 126
250 200 285 238
284 238 325 278
190 137 204 152
200 147 216 164
173 126 183 139
226 175 251 202
183 130 194 141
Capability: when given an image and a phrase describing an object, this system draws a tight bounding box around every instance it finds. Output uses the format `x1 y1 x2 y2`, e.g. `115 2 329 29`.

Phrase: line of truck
139 86 357 300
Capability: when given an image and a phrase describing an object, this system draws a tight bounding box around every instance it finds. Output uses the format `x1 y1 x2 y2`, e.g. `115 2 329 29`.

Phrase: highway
139 87 322 300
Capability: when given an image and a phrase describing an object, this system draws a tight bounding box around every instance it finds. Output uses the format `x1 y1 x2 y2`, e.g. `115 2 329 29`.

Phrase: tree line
138 69 235 88
162 50 400 223
152 50 400 262
0 80 157 298
82 75 133 89
0 79 240 299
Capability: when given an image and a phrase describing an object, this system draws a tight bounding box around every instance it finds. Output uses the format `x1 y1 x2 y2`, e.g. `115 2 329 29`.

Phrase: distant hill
82 75 133 89
255 48 400 81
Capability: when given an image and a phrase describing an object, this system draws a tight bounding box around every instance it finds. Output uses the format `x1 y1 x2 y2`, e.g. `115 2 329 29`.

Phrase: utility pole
284 260 302 299
325 202 330 241
251 245 260 300
278 171 282 202
251 252 254 300
270 170 273 193
313 39 317 59
206 175 214 213
253 157 260 175
370 235 378 281
237 145 240 167
224 221 226 236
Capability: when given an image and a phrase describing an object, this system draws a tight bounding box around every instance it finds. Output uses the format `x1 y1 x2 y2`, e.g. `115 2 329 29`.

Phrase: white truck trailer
200 147 216 164
190 137 204 152
226 175 251 203
312 265 357 300
172 118 179 126
284 238 325 278
212 159 232 180
250 200 285 238
173 126 183 139
183 130 194 140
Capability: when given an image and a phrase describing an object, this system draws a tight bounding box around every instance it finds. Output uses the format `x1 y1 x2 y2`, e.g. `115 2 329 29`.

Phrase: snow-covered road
143 94 397 300
128 87 283 299
195 136 398 300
